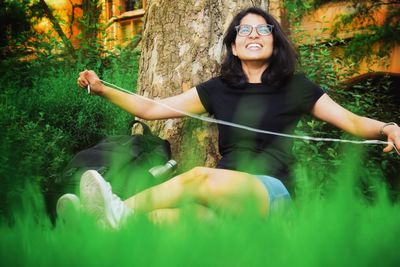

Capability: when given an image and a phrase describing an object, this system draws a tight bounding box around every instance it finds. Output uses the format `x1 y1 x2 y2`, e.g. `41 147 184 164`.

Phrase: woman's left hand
382 123 400 153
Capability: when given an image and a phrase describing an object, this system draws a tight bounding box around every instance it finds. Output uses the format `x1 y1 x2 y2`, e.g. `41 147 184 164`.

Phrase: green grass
1 150 400 267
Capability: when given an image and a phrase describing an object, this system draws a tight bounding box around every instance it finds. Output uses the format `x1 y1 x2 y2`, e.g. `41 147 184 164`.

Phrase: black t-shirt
196 73 325 188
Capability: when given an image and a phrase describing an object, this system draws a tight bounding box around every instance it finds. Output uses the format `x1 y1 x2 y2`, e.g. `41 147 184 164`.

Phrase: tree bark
137 0 269 171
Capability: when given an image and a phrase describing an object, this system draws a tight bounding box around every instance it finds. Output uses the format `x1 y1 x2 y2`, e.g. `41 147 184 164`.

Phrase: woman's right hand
77 70 105 95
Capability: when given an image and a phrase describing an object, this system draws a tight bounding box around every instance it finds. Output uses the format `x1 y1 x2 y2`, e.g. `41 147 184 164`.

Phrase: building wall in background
103 0 146 50
295 1 400 82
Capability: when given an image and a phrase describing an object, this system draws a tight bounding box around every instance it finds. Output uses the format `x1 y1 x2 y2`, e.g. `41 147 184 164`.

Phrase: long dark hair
221 7 297 88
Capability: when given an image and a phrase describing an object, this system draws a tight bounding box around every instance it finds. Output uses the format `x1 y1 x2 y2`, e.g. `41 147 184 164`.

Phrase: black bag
63 120 171 198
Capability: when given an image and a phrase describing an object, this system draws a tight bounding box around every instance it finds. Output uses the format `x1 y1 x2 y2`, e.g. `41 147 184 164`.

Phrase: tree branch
38 0 76 56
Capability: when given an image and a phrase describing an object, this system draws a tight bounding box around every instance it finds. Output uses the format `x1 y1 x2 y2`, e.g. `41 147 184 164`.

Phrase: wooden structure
295 1 400 82
103 0 147 49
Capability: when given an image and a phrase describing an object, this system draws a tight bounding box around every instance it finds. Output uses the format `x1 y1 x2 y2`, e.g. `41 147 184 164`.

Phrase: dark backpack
63 120 172 198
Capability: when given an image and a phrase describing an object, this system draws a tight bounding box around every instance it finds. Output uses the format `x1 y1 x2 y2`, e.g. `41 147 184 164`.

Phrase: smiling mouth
246 43 263 50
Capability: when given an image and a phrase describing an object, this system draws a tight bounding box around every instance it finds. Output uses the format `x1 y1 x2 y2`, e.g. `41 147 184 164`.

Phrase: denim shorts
255 175 291 211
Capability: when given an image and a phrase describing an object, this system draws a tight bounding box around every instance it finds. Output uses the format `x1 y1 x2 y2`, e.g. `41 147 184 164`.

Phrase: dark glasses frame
235 24 274 37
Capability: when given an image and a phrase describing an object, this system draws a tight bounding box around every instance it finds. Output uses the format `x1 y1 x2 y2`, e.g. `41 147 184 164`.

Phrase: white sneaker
80 170 132 229
56 193 81 225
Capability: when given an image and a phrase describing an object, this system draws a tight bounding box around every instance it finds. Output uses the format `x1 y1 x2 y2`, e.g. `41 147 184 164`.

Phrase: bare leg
147 204 217 224
124 167 270 217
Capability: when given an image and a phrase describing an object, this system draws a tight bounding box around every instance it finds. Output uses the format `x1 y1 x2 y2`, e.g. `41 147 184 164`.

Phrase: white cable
98 79 399 155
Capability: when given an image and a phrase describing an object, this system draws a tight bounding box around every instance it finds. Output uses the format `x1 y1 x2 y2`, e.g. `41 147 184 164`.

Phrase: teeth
247 44 262 49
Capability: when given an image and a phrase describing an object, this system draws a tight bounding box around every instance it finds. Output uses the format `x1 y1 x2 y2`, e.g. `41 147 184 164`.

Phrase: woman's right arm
77 70 206 120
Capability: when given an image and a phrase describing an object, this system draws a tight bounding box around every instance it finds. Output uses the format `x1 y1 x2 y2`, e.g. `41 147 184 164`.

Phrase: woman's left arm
311 94 400 153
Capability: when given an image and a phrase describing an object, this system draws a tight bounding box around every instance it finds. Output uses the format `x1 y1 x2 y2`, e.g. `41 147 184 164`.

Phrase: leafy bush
0 44 140 221
284 14 400 200
0 103 69 219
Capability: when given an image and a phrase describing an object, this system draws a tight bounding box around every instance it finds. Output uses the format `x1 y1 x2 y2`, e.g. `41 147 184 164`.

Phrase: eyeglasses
235 24 274 37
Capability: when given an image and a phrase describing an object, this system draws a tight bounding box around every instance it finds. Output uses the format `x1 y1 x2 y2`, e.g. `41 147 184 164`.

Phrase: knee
191 166 212 175
183 166 211 184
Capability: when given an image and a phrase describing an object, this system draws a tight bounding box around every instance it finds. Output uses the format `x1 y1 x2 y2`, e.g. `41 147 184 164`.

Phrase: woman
76 7 399 228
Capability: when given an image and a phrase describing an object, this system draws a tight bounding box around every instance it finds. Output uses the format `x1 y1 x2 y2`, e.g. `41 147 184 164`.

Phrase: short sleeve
292 73 325 112
195 77 220 115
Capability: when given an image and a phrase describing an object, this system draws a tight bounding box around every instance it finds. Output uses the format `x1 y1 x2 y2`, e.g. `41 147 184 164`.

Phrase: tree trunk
137 0 270 171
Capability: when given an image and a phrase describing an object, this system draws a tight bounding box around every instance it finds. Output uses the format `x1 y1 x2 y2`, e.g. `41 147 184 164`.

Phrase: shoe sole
57 194 80 214
80 170 108 222
56 193 81 225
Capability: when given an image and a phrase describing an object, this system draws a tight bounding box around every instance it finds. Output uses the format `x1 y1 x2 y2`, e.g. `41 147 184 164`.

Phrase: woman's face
232 13 274 65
